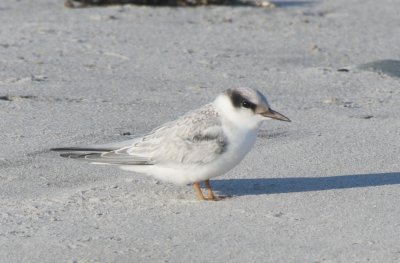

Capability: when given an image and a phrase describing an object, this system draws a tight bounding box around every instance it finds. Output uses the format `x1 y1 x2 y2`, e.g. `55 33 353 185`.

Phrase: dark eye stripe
230 91 243 108
229 90 256 112
242 100 257 111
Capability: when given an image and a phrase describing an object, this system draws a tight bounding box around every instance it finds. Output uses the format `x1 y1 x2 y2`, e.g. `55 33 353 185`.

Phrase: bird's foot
205 195 231 201
193 181 231 201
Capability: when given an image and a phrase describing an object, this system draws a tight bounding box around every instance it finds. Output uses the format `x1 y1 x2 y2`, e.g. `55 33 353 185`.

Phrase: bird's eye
242 100 251 108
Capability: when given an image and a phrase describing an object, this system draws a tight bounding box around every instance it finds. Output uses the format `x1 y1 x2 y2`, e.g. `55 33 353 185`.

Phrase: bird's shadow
68 0 317 8
211 172 400 196
270 0 316 8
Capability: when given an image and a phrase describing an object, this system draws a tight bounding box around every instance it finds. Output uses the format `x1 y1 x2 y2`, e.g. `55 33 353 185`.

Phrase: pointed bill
260 108 291 122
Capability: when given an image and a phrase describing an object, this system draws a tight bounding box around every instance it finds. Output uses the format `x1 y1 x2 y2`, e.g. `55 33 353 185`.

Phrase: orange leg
193 182 205 200
204 180 217 200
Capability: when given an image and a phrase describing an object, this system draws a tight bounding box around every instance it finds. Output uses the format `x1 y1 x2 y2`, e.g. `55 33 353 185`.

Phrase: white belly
120 128 258 185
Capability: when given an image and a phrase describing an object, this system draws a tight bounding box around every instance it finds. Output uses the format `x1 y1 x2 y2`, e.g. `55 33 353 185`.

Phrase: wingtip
59 153 72 158
50 147 114 152
50 147 67 152
59 153 84 158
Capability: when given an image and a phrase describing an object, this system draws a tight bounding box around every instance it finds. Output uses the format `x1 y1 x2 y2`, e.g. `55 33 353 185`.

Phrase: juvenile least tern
52 87 290 200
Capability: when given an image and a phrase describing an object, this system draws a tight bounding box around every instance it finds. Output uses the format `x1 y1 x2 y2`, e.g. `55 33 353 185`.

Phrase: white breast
216 124 257 173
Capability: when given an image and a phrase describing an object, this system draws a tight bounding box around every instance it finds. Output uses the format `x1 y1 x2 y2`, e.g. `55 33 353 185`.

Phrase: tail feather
51 147 114 152
51 146 151 165
50 138 137 154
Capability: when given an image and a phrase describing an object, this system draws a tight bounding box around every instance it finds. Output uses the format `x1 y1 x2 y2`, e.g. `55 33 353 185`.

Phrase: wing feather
53 104 227 165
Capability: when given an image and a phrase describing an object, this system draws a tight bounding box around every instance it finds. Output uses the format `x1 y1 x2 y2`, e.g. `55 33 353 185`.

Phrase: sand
0 0 399 262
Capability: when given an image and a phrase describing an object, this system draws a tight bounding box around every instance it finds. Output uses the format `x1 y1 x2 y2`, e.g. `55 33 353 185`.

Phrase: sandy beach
0 0 399 262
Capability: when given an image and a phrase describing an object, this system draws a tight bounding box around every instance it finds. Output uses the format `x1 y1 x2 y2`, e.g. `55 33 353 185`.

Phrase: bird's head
214 87 291 129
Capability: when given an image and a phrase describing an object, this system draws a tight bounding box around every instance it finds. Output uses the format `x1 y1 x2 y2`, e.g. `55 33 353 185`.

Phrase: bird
52 87 290 201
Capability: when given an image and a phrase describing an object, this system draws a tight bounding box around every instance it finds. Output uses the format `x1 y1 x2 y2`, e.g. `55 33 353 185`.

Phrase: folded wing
52 104 227 166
